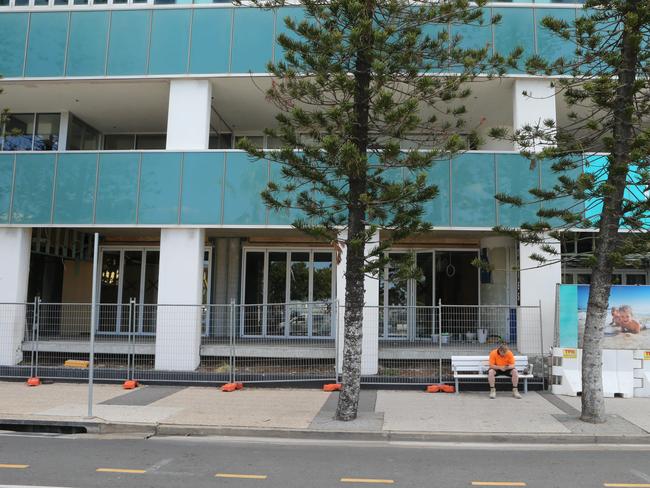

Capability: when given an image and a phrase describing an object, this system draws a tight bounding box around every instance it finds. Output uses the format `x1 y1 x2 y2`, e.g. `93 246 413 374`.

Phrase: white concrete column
336 230 380 376
518 239 561 355
166 79 212 150
0 228 32 366
513 78 557 151
155 228 205 371
58 111 70 151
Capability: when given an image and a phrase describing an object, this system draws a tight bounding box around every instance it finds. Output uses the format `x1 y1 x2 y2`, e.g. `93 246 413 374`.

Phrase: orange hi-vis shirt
489 349 515 367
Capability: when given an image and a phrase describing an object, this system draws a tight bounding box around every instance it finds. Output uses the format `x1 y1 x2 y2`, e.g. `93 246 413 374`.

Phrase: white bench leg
524 379 528 394
455 377 459 394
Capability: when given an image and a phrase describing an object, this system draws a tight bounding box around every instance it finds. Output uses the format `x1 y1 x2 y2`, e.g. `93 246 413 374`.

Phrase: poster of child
577 285 650 349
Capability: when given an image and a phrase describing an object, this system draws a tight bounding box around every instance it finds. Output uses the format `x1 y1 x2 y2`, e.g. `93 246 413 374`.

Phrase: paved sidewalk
1 381 649 443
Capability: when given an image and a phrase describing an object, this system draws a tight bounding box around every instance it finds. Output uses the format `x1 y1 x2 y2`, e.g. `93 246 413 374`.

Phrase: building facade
1 0 630 380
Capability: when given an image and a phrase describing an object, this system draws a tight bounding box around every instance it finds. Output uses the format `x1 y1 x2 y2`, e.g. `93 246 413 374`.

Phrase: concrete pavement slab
0 381 129 416
37 404 181 423
561 395 650 433
150 387 330 429
376 391 572 433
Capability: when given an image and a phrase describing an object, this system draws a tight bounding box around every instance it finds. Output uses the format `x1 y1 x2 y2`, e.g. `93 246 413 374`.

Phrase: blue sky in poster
577 285 650 313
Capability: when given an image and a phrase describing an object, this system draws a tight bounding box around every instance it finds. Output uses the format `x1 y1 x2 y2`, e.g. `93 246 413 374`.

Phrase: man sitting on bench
488 343 522 399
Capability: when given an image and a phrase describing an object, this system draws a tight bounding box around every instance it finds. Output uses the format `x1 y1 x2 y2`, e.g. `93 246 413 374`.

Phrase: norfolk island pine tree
490 0 650 423
237 0 520 421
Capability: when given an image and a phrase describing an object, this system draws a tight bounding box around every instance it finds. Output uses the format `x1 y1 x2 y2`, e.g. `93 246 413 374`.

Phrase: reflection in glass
141 250 159 333
99 251 120 332
244 251 264 335
33 113 60 151
267 252 287 335
2 113 34 151
313 253 333 336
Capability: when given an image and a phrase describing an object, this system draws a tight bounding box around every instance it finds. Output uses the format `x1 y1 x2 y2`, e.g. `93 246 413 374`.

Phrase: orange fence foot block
426 385 441 393
440 385 456 394
122 380 139 390
221 383 244 392
26 377 41 387
323 383 342 392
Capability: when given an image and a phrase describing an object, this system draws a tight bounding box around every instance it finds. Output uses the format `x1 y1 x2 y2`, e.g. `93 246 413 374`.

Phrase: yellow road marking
340 478 395 484
0 464 29 469
604 484 650 487
96 468 146 474
215 473 268 480
471 483 527 487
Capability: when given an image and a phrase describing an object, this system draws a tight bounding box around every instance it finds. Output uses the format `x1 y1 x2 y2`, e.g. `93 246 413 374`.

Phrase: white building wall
336 230 380 376
0 228 32 365
155 79 212 370
513 78 557 152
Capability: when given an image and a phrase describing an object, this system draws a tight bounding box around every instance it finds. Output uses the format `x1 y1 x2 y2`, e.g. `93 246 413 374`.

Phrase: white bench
451 355 534 394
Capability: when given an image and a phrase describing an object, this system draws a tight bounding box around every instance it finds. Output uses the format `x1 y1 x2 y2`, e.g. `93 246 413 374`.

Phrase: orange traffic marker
323 383 342 392
122 379 139 389
221 382 244 392
26 377 41 387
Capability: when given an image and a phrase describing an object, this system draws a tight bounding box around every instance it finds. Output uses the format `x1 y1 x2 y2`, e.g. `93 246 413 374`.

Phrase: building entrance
379 250 479 340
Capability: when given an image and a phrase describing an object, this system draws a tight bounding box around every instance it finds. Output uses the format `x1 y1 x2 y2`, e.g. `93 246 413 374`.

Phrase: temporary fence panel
232 302 337 383
0 302 35 379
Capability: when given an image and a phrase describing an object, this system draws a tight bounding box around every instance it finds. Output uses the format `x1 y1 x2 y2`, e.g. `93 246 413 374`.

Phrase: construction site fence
0 300 545 386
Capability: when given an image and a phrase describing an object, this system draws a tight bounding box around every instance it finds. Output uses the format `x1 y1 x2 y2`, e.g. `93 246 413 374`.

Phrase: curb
2 417 650 445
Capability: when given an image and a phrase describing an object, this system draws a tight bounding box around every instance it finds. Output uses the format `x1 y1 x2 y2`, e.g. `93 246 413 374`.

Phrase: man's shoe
489 388 496 399
512 388 522 399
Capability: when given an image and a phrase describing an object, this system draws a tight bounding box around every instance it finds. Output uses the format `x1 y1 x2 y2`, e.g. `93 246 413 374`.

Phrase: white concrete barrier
551 347 582 396
633 350 650 398
602 349 634 398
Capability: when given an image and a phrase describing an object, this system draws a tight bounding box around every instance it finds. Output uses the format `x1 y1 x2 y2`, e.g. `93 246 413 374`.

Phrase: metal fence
1 300 543 386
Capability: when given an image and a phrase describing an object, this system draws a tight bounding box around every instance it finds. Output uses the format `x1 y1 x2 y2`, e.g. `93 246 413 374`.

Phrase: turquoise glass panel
53 153 97 224
95 153 139 224
583 154 606 222
541 158 584 227
66 11 109 76
493 8 535 69
149 9 190 74
496 153 540 228
536 8 576 66
0 13 28 77
231 8 274 73
451 153 495 227
189 8 231 74
223 152 268 225
558 284 578 348
450 7 493 53
423 160 450 226
138 152 181 224
11 153 55 224
107 10 150 76
422 22 449 73
275 6 305 64
267 160 307 225
25 12 69 77
180 152 224 224
0 155 14 223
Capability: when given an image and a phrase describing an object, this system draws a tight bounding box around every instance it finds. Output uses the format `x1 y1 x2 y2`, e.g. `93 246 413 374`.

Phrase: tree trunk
334 0 374 422
581 1 638 423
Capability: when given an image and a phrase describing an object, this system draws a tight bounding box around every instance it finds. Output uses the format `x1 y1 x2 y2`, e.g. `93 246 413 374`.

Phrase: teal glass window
66 11 109 76
223 152 268 225
138 152 181 224
267 160 306 225
493 8 535 68
11 153 55 224
107 10 151 76
274 6 305 64
149 9 191 75
189 8 231 74
180 152 224 224
423 160 450 226
541 158 584 227
0 155 13 223
536 8 576 67
53 153 97 224
450 7 493 53
231 8 274 73
451 153 496 227
496 153 540 228
0 13 28 77
25 12 69 77
95 153 139 224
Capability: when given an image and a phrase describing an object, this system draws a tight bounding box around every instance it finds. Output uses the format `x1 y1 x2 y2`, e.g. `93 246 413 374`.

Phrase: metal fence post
538 299 546 389
128 298 135 381
87 233 99 418
335 299 340 384
229 300 235 384
438 299 442 384
29 297 40 380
